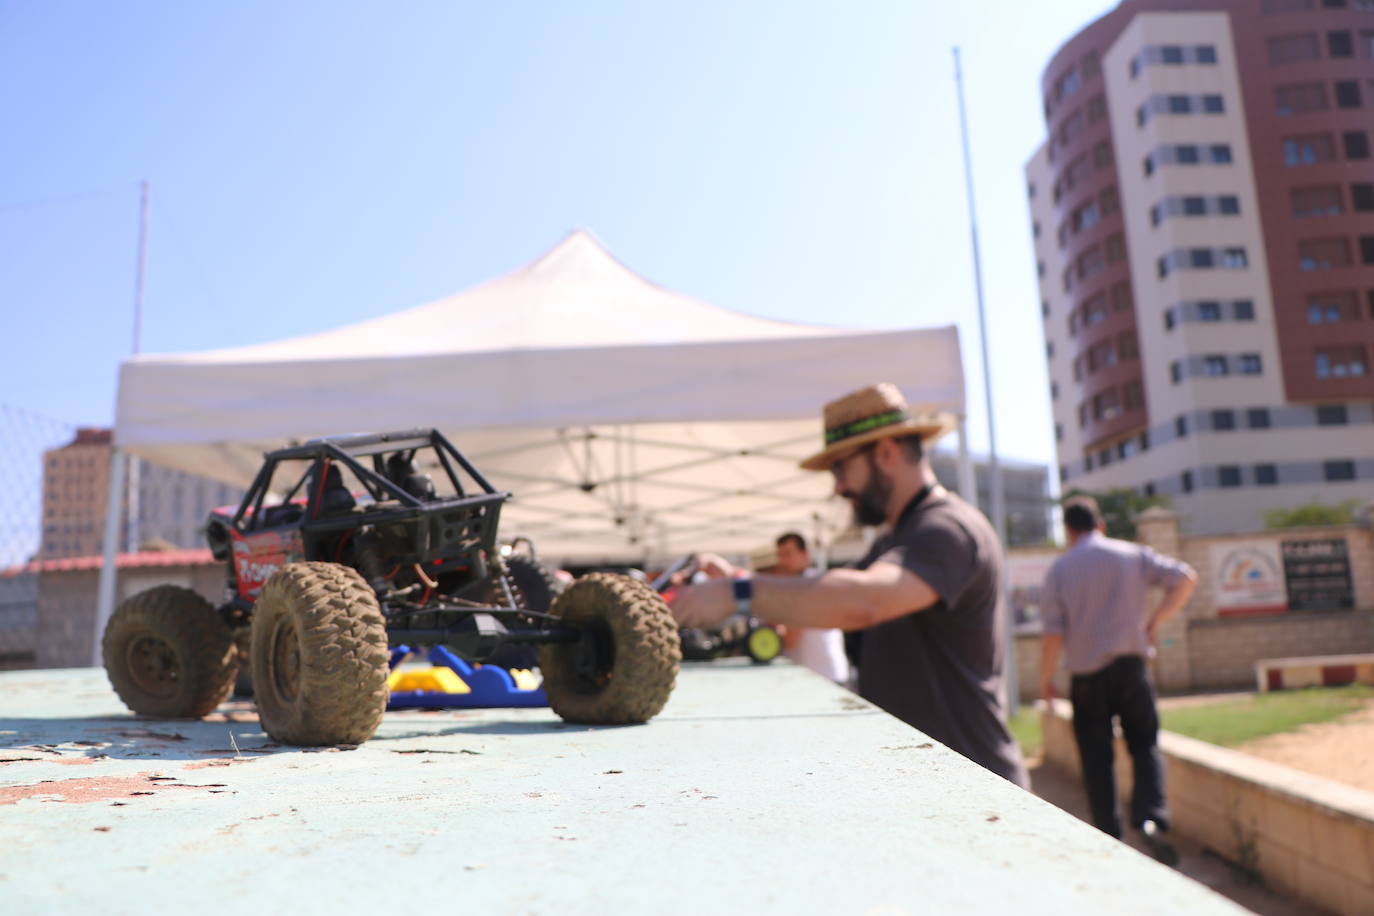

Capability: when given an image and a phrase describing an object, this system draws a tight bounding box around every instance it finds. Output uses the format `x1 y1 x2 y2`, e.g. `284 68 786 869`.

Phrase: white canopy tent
106 230 968 580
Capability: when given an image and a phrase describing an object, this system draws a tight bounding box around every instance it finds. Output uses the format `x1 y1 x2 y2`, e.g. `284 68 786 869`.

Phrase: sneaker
1139 819 1180 867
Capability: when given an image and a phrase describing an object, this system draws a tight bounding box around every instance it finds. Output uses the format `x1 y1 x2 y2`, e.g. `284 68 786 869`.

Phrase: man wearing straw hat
674 383 1028 788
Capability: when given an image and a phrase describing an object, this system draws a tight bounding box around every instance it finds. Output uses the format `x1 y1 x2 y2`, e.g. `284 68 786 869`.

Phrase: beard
850 454 892 527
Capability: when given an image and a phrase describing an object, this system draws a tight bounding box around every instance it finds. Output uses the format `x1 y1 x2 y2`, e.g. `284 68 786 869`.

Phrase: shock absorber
356 527 388 595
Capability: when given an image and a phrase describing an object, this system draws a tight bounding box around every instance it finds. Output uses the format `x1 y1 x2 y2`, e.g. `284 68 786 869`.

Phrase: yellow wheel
746 624 782 664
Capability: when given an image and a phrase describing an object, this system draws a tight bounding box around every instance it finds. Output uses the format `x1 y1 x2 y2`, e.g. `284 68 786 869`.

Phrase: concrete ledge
1042 700 1374 916
1254 653 1374 692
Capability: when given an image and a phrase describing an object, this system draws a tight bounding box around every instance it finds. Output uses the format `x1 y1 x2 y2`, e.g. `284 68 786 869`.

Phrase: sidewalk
1028 760 1319 916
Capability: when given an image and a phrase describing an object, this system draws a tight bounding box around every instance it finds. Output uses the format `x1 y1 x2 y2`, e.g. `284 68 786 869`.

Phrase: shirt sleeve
1140 546 1193 588
871 517 976 611
1039 564 1065 635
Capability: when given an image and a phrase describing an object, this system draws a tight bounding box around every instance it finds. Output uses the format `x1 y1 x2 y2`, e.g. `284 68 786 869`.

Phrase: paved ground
1027 762 1320 916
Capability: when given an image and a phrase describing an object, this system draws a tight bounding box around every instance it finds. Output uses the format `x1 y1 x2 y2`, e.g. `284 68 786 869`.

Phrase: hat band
824 409 909 445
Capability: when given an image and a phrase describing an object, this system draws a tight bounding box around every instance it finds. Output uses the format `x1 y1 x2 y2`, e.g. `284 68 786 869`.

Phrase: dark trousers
1069 654 1167 838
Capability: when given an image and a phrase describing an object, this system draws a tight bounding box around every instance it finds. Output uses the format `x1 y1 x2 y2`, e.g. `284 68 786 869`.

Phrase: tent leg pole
93 448 126 666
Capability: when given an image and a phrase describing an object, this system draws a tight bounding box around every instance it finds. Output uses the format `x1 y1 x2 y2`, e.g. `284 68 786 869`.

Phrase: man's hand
670 577 735 630
692 552 738 580
1146 616 1162 648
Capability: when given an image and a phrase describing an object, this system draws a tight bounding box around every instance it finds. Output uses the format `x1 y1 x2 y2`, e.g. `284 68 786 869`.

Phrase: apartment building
1027 0 1374 534
39 428 243 559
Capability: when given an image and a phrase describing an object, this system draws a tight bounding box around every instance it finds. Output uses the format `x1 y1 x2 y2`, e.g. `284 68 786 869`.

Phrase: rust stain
0 773 221 806
185 757 259 769
201 711 260 723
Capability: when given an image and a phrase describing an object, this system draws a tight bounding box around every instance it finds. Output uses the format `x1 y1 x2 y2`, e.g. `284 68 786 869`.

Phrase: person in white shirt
770 532 850 684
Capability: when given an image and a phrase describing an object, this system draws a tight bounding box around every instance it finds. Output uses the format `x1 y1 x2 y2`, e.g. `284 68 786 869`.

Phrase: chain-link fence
0 402 76 669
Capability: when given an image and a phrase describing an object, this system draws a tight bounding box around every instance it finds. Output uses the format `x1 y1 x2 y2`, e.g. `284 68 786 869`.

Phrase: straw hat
799 382 955 471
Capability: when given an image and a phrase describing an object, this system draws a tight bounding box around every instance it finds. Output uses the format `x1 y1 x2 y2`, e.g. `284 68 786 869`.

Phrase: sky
0 0 1116 476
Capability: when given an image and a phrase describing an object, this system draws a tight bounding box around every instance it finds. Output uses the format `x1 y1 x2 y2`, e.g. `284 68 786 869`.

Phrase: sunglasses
829 442 876 477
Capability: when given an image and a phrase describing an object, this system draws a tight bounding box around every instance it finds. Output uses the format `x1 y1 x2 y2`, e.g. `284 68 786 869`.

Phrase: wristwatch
732 575 753 616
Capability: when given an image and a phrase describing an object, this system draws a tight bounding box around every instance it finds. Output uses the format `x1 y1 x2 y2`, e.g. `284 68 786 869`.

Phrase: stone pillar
1135 507 1192 693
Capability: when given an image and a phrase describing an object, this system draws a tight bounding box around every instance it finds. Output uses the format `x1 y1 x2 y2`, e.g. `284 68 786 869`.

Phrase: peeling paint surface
1 664 1249 915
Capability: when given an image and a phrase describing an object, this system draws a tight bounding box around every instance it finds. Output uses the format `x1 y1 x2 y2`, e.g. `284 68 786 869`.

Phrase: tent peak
514 228 662 289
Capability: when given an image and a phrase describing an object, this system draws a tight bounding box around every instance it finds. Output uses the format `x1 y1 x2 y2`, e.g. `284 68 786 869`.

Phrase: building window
1335 80 1363 108
1170 361 1182 383
1345 131 1370 159
1164 308 1176 330
1284 133 1336 164
1248 408 1271 428
1299 237 1353 270
1212 409 1236 430
1204 354 1230 376
1276 82 1329 115
1255 464 1279 486
1182 470 1194 493
1352 183 1374 211
1363 236 1374 265
1239 353 1263 375
1124 380 1144 409
1315 345 1368 377
1087 95 1107 124
1324 460 1356 481
1176 416 1189 438
1198 301 1222 321
1268 32 1321 64
1292 185 1344 217
1235 300 1255 320
1329 30 1355 57
1219 466 1243 488
1110 282 1133 312
1307 290 1359 323
1093 140 1113 168
1316 404 1349 425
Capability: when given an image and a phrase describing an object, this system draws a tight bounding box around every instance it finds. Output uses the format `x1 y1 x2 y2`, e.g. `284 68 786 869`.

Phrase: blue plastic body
386 644 548 709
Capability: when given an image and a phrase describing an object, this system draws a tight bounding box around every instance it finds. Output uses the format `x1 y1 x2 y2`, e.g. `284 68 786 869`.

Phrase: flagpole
953 48 1014 714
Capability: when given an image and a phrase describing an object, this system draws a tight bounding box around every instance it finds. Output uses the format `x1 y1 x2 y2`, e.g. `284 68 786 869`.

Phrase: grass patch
1160 684 1374 747
1009 705 1043 759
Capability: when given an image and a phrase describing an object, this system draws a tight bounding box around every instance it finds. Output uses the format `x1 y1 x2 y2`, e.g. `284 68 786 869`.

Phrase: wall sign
1281 538 1353 612
1211 541 1287 616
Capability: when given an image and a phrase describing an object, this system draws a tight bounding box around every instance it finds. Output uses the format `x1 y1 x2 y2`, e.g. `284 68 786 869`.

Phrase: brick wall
1042 701 1374 915
1187 613 1374 690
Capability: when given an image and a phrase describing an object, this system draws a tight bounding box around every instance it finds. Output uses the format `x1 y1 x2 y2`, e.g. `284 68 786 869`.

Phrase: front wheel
539 573 680 724
102 586 238 718
251 562 390 746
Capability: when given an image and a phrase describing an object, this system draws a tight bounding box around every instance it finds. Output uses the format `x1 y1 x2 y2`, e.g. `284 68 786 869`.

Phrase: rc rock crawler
102 430 681 745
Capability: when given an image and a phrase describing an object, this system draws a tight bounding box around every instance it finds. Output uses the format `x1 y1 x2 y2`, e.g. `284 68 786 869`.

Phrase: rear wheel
502 554 565 611
102 586 238 718
251 562 390 746
539 572 680 724
486 554 567 669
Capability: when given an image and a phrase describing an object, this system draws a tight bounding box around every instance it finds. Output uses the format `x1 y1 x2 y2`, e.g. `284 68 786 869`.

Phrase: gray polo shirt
1040 531 1193 675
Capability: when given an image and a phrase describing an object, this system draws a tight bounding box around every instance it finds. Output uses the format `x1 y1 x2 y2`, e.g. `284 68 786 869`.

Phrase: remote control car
101 429 681 746
654 557 782 664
